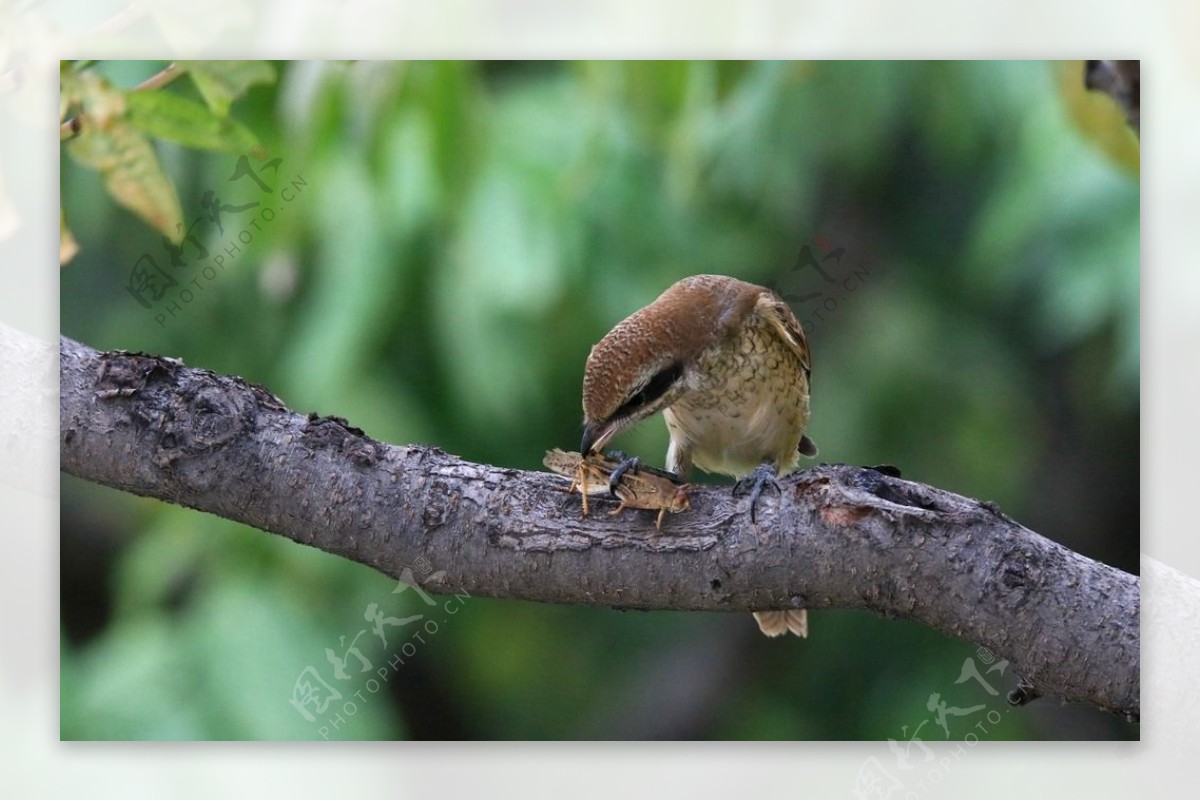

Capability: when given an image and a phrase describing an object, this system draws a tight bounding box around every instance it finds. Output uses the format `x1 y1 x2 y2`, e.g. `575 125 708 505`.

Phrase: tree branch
59 336 1140 720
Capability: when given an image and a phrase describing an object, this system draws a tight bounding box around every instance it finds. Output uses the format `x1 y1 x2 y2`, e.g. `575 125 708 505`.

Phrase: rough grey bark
59 336 1140 720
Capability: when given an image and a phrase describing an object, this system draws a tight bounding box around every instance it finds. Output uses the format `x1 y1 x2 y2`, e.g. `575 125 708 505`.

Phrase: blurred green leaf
280 153 391 407
127 90 259 153
382 109 442 235
112 515 208 614
62 614 208 740
183 60 277 117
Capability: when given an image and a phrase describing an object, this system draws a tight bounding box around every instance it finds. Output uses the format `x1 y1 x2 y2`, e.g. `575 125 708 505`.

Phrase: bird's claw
604 451 641 498
734 462 782 523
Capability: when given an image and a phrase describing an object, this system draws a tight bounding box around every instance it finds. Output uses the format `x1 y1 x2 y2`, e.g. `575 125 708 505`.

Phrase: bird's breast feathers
664 327 810 478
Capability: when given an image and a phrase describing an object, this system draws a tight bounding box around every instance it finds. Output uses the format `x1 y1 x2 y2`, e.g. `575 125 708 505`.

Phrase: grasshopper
543 449 690 529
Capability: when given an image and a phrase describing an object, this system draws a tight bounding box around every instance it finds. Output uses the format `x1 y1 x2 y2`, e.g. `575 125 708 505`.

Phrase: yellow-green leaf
1058 60 1139 175
66 74 183 243
127 90 258 153
183 60 276 117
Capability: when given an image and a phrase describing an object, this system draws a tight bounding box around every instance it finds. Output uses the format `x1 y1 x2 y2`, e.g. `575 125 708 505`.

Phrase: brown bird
580 274 817 638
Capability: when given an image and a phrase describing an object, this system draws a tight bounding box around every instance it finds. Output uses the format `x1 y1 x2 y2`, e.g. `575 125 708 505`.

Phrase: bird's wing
756 292 811 379
757 290 818 458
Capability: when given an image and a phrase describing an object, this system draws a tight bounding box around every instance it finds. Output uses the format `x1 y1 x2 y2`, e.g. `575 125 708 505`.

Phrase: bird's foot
733 462 782 523
604 450 641 498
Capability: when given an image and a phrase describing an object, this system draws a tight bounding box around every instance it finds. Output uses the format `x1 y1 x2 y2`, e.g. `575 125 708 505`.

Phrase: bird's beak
580 421 614 456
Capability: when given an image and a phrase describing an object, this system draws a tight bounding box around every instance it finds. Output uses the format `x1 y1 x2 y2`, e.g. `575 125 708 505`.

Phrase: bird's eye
613 362 683 420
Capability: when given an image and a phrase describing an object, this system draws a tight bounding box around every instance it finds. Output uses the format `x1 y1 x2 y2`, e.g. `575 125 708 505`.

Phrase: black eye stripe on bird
580 274 817 638
614 362 683 419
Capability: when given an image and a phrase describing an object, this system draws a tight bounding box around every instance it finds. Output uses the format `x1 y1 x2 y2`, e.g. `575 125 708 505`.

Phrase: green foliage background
60 60 1139 741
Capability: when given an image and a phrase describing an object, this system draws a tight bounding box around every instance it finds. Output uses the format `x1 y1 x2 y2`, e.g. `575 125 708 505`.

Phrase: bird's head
580 275 759 455
581 339 686 455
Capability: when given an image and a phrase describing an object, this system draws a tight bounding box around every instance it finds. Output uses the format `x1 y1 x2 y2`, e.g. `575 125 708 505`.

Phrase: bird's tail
753 609 808 638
